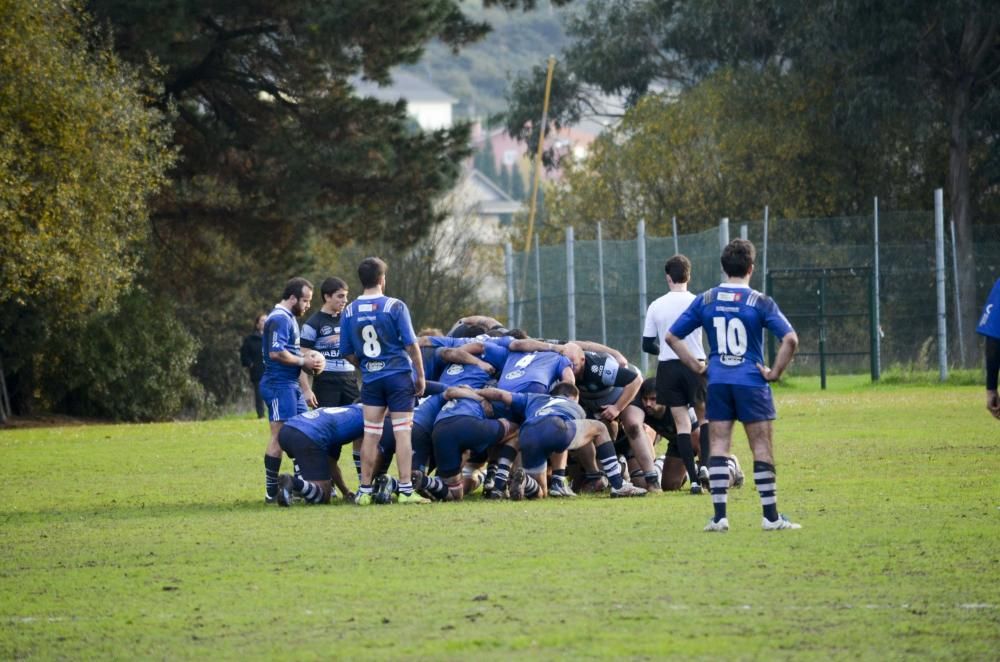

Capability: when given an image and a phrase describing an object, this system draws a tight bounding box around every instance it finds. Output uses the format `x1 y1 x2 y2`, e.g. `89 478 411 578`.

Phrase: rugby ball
304 350 325 375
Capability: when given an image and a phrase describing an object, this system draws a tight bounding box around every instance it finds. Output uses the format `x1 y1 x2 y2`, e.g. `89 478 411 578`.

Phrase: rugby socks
484 463 498 490
523 474 541 498
398 480 414 497
264 454 281 499
492 445 518 492
550 468 568 489
644 471 660 488
709 456 730 522
352 450 362 483
291 476 324 504
698 423 711 469
676 433 699 485
596 441 625 490
753 461 779 522
419 475 451 501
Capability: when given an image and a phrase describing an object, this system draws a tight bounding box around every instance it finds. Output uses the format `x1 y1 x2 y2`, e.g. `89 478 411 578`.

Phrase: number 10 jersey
670 283 794 387
340 294 418 382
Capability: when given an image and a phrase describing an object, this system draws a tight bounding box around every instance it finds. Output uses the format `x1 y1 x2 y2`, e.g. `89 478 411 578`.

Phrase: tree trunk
947 77 978 368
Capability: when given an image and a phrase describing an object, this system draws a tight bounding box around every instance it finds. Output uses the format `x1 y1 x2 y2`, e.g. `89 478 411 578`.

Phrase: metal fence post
934 189 948 381
872 197 881 380
534 233 543 339
566 226 576 341
597 222 607 345
672 215 679 255
762 206 769 296
638 220 648 375
740 223 748 240
719 218 730 282
505 242 515 328
950 219 965 366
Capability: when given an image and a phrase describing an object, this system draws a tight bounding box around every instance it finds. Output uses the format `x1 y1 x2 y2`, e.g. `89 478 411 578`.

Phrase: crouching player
478 383 647 499
274 404 363 506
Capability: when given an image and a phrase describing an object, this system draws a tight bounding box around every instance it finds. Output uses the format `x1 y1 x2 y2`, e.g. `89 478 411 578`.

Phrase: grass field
2 377 998 660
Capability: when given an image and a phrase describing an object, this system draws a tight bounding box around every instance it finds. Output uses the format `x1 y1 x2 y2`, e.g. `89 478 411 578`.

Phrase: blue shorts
277 426 329 482
706 383 776 423
432 416 506 478
260 382 307 422
361 372 416 412
519 416 576 473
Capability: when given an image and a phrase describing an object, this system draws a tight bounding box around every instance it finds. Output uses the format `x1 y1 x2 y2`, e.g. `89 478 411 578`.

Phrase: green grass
2 381 998 659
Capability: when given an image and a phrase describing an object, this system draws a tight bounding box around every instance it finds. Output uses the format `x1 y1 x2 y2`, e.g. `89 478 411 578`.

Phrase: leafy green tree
0 0 175 415
0 0 174 315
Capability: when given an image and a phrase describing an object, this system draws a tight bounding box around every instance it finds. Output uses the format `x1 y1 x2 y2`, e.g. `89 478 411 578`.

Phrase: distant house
352 70 456 131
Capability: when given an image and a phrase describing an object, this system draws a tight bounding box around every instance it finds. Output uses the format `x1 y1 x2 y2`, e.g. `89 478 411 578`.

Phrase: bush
42 289 205 421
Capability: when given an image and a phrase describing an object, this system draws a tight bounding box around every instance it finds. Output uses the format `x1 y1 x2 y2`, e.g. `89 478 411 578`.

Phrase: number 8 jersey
670 283 794 387
339 294 418 382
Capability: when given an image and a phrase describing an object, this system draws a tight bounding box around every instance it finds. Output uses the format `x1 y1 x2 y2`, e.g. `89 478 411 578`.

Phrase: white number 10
712 317 747 356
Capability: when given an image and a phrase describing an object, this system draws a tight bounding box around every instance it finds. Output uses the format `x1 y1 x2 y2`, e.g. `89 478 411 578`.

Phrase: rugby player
273 404 362 505
667 239 800 532
340 257 428 505
978 277 1000 419
301 277 359 407
259 277 325 504
478 383 647 499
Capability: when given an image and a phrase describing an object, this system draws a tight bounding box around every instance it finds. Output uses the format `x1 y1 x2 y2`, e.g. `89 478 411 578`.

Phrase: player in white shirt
642 254 708 494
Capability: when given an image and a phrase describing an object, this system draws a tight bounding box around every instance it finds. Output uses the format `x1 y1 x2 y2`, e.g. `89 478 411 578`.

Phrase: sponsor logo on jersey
320 325 333 336
271 332 281 348
717 292 742 302
358 303 378 312
446 364 465 375
590 365 600 373
366 360 386 372
303 410 320 419
504 369 526 380
720 354 744 366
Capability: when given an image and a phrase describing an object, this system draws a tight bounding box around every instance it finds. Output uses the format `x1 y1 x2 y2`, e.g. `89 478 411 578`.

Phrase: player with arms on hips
339 257 428 505
666 239 801 532
643 254 709 495
978 277 1000 420
259 277 325 504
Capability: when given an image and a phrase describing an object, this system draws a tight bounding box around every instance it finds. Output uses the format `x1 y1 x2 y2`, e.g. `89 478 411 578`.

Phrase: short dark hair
665 254 691 283
640 377 657 399
320 276 348 298
550 382 579 399
282 277 313 300
720 239 756 278
505 328 529 340
358 257 387 289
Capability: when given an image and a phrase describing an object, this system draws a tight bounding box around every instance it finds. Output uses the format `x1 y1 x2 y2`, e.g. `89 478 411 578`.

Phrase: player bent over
667 239 800 532
274 404 363 505
478 383 647 499
340 257 428 505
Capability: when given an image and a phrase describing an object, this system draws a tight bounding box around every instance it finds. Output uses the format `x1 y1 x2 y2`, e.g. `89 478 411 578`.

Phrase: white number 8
712 317 747 356
361 324 381 358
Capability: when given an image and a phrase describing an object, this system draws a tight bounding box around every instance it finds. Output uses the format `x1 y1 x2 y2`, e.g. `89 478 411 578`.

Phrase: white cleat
609 483 647 498
704 517 729 532
762 514 802 530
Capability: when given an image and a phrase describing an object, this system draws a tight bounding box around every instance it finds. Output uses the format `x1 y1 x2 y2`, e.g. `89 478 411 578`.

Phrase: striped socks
709 455 730 522
753 461 779 522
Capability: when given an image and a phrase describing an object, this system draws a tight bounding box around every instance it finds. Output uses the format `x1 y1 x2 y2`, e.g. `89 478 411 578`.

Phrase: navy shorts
260 382 307 422
519 416 576 473
706 383 776 423
277 426 330 482
361 372 416 412
432 416 506 478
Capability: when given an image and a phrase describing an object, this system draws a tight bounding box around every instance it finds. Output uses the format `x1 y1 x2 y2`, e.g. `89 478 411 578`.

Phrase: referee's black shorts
655 359 706 408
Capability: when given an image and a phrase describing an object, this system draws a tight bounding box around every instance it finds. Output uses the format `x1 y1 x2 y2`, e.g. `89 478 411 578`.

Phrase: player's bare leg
621 405 660 491
356 405 387 504
745 420 799 529
390 413 426 503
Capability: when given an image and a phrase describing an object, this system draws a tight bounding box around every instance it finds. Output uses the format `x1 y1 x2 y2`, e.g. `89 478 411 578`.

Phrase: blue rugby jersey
439 341 510 389
509 392 586 424
260 305 303 386
670 284 794 387
340 294 418 382
497 351 572 393
301 310 356 375
977 278 1000 340
283 404 364 453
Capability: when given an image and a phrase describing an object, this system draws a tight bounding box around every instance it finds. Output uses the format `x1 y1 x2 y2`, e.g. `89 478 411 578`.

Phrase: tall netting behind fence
508 209 1000 376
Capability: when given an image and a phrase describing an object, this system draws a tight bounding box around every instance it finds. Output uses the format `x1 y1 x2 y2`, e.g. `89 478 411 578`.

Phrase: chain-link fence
506 206 1000 377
